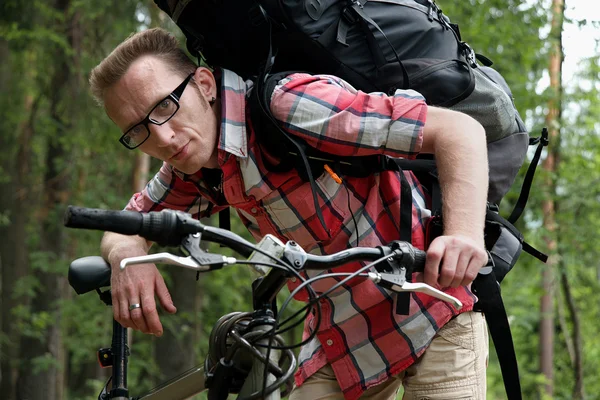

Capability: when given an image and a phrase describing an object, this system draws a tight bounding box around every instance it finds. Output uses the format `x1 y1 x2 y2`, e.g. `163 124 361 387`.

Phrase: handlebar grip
64 206 143 235
413 249 427 271
64 206 202 247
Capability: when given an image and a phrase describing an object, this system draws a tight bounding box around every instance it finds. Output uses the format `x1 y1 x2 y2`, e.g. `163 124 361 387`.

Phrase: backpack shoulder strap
248 71 309 173
473 266 523 400
249 71 333 231
507 128 549 224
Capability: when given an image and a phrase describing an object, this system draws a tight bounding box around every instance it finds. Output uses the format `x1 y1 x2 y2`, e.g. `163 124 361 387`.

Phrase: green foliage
30 353 62 375
60 294 113 368
1 1 599 399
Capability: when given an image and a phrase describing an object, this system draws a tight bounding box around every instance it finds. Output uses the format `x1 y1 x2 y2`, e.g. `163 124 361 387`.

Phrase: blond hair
89 28 197 106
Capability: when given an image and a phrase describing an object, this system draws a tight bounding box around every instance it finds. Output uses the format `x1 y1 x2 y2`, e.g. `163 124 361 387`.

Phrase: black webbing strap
486 208 548 263
399 172 412 243
250 14 331 235
218 208 231 233
382 157 414 242
473 267 522 400
522 241 548 263
389 156 441 217
508 128 549 224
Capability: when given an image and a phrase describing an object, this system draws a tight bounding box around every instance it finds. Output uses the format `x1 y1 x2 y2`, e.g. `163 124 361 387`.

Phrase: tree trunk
16 1 79 399
155 269 201 379
539 0 564 397
17 111 70 400
559 268 584 398
0 36 9 94
132 152 151 193
0 52 36 398
556 287 574 365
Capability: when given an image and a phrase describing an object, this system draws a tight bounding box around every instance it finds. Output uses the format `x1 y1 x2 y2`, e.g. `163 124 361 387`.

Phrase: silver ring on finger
129 303 141 311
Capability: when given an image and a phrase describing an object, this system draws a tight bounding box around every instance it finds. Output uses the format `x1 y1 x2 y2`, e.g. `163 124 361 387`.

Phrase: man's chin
170 160 202 175
173 165 200 175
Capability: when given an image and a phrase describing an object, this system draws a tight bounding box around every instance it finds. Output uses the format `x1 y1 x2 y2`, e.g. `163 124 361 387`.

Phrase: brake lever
120 253 236 272
368 271 463 310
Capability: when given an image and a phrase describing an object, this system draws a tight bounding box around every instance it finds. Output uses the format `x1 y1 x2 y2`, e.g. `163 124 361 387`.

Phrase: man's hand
420 108 488 289
110 262 177 336
424 235 488 288
101 232 177 336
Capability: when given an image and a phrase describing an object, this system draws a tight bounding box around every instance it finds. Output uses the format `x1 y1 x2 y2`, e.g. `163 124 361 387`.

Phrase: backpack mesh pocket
450 67 518 143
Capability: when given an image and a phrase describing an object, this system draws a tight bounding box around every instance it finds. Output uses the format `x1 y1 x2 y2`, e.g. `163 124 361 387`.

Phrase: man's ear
193 67 217 102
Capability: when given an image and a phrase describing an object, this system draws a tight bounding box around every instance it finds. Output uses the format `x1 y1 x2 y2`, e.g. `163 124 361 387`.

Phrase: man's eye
130 125 145 136
159 99 172 109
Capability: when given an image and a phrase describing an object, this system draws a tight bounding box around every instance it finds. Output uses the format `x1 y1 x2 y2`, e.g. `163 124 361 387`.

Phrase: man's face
104 56 219 174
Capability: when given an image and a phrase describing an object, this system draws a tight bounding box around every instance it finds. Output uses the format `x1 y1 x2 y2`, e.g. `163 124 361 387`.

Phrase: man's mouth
170 142 189 161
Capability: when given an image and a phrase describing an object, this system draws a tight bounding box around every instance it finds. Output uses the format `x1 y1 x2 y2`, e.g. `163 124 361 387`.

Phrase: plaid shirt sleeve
125 162 221 219
269 73 427 159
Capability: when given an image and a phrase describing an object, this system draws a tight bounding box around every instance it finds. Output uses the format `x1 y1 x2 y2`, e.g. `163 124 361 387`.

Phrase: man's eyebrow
123 98 161 133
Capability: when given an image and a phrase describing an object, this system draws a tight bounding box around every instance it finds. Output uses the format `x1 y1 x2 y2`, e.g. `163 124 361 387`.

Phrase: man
90 28 489 399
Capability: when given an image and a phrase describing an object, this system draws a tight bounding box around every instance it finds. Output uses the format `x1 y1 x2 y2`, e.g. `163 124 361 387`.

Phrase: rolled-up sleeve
125 162 216 219
269 73 426 159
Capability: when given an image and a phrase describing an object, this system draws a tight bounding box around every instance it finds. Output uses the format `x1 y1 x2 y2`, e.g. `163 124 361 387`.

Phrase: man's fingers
118 297 134 329
461 252 488 287
155 275 177 314
140 291 163 337
438 245 459 287
424 239 444 287
450 252 470 288
129 300 151 334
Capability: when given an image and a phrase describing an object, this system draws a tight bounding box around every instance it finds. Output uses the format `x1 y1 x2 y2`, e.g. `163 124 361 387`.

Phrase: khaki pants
289 311 489 400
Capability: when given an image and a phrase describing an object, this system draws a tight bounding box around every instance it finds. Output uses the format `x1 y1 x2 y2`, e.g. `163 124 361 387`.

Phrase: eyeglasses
119 73 194 150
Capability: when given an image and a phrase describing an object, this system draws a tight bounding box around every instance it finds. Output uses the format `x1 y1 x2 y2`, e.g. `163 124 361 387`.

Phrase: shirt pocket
262 173 348 247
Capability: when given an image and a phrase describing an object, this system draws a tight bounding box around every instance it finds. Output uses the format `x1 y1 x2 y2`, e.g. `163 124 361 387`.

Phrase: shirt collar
171 68 250 181
217 68 252 162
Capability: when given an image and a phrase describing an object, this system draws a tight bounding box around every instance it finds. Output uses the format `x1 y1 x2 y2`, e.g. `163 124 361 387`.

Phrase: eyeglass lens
122 97 179 148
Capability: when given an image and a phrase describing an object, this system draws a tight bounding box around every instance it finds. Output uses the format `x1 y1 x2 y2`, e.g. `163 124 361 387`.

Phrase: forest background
0 0 599 399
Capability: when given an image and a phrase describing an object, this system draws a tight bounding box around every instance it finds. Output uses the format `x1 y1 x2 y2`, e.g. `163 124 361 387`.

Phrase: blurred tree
16 0 82 398
0 1 40 398
2 1 600 399
538 0 564 397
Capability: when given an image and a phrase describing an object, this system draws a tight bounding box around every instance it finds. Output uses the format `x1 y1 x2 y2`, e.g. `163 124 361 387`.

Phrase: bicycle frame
94 268 290 400
65 207 455 400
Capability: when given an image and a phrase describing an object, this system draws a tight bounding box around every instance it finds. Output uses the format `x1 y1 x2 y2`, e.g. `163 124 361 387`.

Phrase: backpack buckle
461 42 477 67
487 202 499 213
341 6 358 24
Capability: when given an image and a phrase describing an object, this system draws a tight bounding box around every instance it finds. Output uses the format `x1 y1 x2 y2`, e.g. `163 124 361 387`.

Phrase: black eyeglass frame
119 73 195 150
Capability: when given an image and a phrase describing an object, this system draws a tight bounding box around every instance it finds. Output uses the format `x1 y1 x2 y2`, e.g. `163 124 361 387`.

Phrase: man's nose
149 123 174 147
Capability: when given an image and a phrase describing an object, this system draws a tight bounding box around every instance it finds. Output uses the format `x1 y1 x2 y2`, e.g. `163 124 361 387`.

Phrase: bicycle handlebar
65 206 427 272
65 206 257 256
64 205 459 400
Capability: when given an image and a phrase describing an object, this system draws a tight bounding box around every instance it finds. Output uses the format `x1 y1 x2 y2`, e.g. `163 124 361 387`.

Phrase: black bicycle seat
69 256 111 294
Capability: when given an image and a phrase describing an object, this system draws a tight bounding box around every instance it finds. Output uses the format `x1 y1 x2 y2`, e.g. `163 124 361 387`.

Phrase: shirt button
290 277 297 283
326 339 334 346
250 207 258 214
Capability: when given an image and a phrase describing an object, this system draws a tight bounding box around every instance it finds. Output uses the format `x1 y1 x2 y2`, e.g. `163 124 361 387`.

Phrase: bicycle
64 205 463 400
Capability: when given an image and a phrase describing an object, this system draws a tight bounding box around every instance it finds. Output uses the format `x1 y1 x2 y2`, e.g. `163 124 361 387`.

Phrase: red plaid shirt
126 70 476 400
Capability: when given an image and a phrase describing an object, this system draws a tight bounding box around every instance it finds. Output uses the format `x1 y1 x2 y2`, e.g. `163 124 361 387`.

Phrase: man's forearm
101 232 152 266
422 107 488 246
436 115 488 245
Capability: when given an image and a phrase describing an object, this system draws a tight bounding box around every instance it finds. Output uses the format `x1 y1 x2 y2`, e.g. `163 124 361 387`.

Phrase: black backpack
156 0 534 204
153 1 548 398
